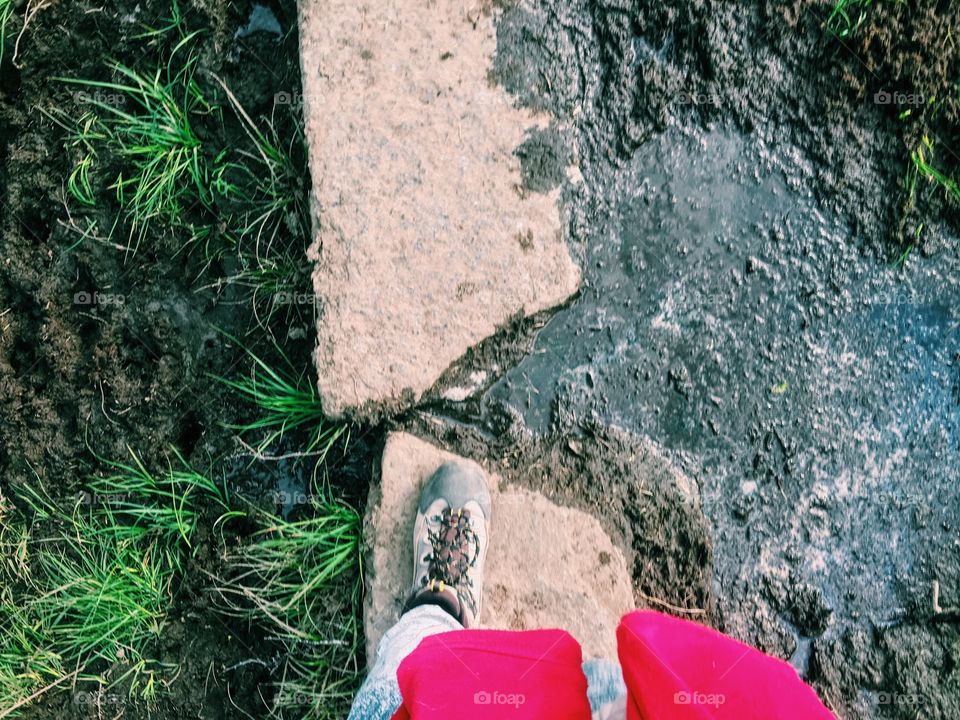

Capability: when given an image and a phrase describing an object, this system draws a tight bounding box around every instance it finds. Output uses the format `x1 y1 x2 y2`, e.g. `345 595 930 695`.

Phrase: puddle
486 126 798 436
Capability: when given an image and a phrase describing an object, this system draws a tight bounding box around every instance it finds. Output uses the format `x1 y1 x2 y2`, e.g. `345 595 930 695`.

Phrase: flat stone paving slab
364 432 634 662
298 0 580 418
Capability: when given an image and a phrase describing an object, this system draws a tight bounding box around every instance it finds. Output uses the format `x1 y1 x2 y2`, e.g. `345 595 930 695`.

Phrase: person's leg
348 604 462 720
583 658 627 719
348 462 491 720
616 610 835 719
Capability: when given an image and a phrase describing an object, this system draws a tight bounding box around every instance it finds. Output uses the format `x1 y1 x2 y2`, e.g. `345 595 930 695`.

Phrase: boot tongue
404 586 465 625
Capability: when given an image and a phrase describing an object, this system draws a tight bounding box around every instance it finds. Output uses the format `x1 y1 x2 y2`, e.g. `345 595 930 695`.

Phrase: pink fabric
391 611 835 719
391 628 590 720
617 611 835 719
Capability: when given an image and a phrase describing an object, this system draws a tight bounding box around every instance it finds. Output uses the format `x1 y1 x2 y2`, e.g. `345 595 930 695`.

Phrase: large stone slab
364 432 634 662
298 0 581 418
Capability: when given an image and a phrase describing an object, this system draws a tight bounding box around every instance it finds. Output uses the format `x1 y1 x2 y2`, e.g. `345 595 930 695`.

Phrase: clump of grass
55 1 306 275
899 135 960 261
204 249 312 331
0 450 239 714
132 0 189 40
202 98 312 330
67 149 97 207
908 135 960 205
88 447 241 553
825 0 874 38
58 33 215 255
219 503 361 637
0 491 64 716
0 0 14 62
216 338 347 459
0 604 64 718
271 602 362 716
0 489 27 584
210 336 362 718
211 75 308 248
23 505 171 685
212 493 362 719
199 77 313 330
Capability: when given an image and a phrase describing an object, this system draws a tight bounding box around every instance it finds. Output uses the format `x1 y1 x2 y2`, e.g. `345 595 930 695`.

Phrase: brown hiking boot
403 462 491 627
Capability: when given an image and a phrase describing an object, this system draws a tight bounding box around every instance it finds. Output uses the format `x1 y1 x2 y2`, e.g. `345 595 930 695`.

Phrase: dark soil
493 0 959 256
832 0 960 243
0 1 371 718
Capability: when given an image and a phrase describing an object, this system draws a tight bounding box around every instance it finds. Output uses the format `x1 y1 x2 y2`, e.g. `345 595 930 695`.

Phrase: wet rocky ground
483 117 960 719
432 1 960 717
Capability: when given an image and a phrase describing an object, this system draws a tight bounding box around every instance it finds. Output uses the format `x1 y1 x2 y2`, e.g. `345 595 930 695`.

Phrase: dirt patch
821 0 960 250
0 1 369 718
515 125 571 193
832 2 960 131
493 0 960 256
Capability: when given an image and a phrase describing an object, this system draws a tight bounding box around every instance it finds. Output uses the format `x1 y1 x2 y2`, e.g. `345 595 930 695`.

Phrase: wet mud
468 1 960 717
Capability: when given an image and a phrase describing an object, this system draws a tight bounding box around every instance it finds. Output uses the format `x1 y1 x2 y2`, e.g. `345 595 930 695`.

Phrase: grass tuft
212 492 363 719
908 135 960 205
88 447 240 553
216 338 347 459
132 0 189 41
52 1 307 269
824 0 874 39
0 0 13 62
0 450 239 713
58 34 215 254
0 491 64 715
211 74 308 248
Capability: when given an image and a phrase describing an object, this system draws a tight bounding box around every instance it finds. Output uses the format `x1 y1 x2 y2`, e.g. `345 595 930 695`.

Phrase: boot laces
421 507 480 608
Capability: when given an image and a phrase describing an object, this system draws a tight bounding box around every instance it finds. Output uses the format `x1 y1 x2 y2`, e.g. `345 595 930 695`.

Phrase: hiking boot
403 461 491 627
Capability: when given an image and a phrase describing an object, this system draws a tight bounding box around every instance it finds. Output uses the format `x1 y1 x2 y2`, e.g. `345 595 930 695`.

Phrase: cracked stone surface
297 0 581 418
363 432 634 662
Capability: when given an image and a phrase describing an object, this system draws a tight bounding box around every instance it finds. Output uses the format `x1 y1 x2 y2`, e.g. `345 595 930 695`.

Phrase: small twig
57 207 127 253
234 437 332 462
77 312 107 325
226 683 259 720
207 73 275 172
223 658 271 673
638 591 707 616
932 580 960 621
99 381 120 426
12 0 53 69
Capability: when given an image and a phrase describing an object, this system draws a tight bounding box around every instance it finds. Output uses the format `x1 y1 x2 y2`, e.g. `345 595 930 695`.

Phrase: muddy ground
407 1 960 718
0 1 370 718
448 1 958 718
